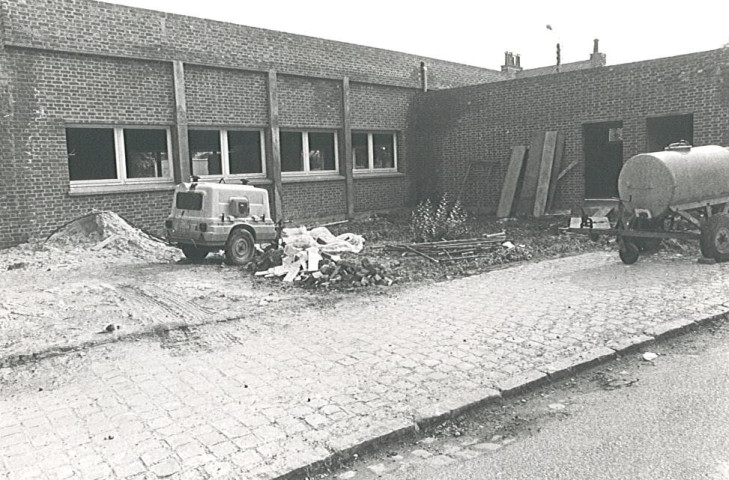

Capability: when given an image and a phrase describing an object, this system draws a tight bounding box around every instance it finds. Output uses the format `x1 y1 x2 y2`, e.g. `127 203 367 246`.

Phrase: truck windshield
176 192 203 210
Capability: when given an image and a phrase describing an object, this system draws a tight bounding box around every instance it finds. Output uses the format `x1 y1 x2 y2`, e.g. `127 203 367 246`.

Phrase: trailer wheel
181 245 209 262
702 214 729 262
225 228 255 265
619 240 640 265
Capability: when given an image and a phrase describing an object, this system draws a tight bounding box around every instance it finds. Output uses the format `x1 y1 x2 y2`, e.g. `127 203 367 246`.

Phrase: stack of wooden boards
497 131 574 218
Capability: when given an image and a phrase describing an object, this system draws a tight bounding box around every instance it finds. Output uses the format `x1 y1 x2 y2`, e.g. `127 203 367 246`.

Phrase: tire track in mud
117 283 222 325
116 284 238 356
118 284 255 356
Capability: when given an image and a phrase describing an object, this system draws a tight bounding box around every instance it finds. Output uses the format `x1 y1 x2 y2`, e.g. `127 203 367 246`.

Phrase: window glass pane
228 131 262 174
66 128 117 181
308 132 336 171
373 134 395 169
353 133 369 169
188 130 222 176
124 129 169 179
281 132 303 172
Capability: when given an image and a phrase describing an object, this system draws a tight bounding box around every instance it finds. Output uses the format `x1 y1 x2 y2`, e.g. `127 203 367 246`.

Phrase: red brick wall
2 0 504 90
185 66 268 126
411 49 729 213
1 49 175 247
350 84 415 210
278 76 342 128
354 176 409 212
281 180 347 222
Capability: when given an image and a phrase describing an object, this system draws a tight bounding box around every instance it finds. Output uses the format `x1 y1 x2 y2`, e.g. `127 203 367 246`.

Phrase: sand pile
2 211 181 271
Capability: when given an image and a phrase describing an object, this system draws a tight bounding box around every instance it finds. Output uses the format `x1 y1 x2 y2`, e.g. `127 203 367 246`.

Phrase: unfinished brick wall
411 49 729 213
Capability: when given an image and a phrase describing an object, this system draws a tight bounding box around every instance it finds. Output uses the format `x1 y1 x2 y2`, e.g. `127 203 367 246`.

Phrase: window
352 132 397 172
66 127 172 184
647 114 694 152
188 129 265 178
280 131 338 174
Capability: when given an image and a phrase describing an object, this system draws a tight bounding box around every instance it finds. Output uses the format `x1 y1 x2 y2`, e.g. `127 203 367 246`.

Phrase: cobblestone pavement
1 252 728 479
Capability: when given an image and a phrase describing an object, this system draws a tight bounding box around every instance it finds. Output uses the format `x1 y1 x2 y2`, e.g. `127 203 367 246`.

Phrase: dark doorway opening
647 114 694 152
583 121 623 199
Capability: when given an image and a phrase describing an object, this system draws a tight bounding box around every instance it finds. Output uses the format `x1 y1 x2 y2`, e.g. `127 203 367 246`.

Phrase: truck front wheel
225 229 255 265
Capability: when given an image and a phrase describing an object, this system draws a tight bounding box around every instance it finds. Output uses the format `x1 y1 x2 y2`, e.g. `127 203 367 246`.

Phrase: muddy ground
0 209 699 366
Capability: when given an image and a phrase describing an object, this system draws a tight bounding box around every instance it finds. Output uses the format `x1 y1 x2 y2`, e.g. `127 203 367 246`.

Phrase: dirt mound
47 211 168 253
2 211 181 271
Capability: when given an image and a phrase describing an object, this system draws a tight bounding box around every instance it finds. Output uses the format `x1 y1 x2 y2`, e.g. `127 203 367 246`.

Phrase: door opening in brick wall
647 114 694 152
583 121 623 199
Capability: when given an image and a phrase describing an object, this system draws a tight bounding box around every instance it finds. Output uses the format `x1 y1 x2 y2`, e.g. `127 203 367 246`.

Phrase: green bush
409 195 470 242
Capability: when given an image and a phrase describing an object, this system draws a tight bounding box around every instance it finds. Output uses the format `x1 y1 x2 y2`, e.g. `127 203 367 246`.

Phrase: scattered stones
642 352 659 362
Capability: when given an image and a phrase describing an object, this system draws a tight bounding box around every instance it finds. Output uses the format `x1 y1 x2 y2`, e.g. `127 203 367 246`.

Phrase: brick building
411 48 729 212
0 0 506 248
2 0 728 248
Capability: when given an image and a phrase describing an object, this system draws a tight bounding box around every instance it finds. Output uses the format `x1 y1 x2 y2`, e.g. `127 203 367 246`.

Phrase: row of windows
65 127 398 184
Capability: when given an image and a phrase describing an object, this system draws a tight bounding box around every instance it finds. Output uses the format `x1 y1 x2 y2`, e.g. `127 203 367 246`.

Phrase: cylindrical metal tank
618 145 729 218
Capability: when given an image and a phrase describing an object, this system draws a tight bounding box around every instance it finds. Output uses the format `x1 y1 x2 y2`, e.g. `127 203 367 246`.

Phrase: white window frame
281 130 339 176
352 132 398 174
67 126 174 187
190 128 267 180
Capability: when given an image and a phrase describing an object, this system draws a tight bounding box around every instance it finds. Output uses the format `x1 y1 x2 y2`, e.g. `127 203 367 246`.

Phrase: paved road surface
374 324 729 480
1 251 728 479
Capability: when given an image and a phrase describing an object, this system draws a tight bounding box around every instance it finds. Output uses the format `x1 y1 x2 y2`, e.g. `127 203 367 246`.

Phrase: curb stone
273 310 729 480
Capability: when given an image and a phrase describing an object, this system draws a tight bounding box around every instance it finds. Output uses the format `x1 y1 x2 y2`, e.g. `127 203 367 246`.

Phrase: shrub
409 195 470 242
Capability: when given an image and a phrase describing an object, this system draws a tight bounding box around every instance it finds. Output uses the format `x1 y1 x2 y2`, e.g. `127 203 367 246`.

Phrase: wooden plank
267 70 284 222
172 61 190 183
533 131 558 217
546 132 566 212
557 159 578 181
341 77 355 219
496 146 528 217
515 132 546 216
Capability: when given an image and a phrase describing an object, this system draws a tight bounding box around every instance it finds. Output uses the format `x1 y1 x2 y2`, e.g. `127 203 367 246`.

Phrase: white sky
102 0 729 70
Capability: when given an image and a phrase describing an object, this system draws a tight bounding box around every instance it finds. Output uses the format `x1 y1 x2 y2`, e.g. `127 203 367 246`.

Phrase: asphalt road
381 326 729 480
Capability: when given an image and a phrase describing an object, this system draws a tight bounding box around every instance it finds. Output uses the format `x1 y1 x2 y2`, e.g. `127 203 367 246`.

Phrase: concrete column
172 61 190 183
266 70 284 221
341 77 355 219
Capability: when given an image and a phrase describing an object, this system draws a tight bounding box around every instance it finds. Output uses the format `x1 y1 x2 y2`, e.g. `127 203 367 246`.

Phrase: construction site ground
2 212 727 479
2 226 728 478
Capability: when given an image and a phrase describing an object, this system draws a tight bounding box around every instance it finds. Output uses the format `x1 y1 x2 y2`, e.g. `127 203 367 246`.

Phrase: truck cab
164 180 277 264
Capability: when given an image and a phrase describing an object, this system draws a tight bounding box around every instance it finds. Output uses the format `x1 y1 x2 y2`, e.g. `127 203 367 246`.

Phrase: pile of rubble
252 226 394 289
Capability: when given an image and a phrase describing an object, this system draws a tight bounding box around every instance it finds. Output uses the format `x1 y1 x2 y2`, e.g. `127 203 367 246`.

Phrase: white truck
164 180 277 265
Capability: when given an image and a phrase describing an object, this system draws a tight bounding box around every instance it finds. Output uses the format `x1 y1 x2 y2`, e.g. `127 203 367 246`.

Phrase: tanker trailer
574 142 729 264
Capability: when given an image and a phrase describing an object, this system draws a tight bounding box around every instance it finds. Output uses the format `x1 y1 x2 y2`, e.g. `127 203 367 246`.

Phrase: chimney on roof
590 39 607 67
501 51 523 76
